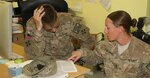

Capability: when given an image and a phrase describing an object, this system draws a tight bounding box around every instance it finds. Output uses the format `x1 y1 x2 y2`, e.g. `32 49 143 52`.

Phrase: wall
147 0 150 18
65 0 148 34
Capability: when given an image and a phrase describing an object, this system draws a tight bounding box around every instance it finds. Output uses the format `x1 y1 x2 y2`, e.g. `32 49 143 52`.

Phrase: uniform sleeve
24 18 46 59
144 62 150 77
71 21 95 50
77 42 105 66
136 62 150 78
141 47 150 77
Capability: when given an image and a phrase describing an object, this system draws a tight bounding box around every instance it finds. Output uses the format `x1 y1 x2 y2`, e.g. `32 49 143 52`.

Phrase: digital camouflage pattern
24 13 94 60
23 55 57 77
80 36 150 78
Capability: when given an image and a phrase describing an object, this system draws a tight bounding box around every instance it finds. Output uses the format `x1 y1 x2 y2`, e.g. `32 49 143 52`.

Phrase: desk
0 43 90 78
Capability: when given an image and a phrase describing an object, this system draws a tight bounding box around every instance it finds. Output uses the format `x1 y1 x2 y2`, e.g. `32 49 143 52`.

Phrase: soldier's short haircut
38 4 57 27
107 10 137 35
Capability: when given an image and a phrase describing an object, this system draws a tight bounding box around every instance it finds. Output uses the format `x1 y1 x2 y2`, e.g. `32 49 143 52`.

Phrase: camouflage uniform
25 13 94 60
80 36 150 78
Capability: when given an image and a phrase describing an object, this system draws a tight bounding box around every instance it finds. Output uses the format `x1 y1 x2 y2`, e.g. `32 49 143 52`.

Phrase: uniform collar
119 36 139 61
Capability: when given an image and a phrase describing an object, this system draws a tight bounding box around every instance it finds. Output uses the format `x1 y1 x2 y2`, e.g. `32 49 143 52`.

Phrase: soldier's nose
51 28 57 32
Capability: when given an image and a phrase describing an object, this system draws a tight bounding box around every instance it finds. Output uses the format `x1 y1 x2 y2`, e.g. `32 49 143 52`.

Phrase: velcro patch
73 23 81 34
146 62 150 71
25 40 31 47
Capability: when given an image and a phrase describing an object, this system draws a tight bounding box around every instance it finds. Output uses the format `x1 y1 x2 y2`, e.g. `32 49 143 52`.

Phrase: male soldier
24 4 94 60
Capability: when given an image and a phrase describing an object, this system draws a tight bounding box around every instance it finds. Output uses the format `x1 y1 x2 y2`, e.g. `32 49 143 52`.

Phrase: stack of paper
12 23 23 33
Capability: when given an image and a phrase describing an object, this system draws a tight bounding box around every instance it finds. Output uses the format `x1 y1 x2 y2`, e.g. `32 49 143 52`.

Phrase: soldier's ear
118 26 125 32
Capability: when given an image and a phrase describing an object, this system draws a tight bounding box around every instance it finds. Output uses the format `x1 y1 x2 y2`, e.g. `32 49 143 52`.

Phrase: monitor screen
0 1 13 59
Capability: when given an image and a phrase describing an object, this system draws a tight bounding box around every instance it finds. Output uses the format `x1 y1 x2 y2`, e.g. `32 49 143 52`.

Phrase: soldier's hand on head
67 51 82 62
33 6 45 31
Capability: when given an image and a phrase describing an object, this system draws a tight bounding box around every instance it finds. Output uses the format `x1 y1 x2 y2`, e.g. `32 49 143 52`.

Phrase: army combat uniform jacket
25 13 94 60
80 36 150 78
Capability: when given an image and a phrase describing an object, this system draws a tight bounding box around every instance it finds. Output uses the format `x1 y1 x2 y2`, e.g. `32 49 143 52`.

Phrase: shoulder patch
25 40 31 47
81 29 87 35
146 62 150 71
73 23 82 34
25 33 32 40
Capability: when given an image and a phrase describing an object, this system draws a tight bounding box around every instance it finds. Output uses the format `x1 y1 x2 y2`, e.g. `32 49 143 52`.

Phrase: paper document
57 60 77 73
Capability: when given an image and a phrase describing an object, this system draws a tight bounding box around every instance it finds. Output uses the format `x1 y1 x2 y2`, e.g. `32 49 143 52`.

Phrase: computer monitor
0 1 13 59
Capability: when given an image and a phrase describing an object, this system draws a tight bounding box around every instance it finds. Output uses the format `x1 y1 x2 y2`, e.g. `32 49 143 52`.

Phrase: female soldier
68 10 150 78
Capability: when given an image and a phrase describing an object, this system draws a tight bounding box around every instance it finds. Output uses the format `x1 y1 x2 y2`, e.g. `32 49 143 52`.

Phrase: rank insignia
73 23 81 34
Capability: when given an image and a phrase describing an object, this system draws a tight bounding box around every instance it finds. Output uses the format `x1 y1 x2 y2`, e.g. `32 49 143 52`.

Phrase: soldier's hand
67 51 81 62
33 6 45 31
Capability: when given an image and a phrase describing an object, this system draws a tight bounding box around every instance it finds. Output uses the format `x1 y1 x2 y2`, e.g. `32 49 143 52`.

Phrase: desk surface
0 43 90 78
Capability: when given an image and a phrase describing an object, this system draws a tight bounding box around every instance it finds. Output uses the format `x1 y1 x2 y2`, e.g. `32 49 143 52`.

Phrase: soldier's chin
107 38 114 42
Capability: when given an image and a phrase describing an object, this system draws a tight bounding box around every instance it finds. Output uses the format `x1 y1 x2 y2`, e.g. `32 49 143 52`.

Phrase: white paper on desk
13 71 68 78
46 60 77 78
57 60 77 73
46 63 68 78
